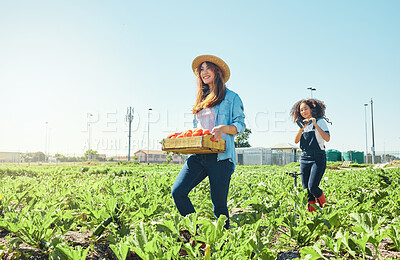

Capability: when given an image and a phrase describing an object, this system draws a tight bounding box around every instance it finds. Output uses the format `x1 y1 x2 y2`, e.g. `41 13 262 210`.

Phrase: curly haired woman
291 99 331 212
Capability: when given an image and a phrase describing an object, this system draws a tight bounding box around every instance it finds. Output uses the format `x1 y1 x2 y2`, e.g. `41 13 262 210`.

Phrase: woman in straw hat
171 55 246 229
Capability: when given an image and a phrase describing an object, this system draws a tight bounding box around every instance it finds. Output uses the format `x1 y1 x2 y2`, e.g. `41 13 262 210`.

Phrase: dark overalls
300 122 327 203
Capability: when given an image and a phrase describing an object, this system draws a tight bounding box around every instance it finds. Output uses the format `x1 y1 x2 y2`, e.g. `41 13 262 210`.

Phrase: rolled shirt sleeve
231 95 246 135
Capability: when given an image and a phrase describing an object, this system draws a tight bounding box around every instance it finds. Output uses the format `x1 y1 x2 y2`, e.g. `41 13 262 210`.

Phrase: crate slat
162 135 225 154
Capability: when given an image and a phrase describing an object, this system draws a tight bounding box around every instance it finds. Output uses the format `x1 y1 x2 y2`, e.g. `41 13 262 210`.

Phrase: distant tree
32 152 46 162
21 153 32 162
166 154 173 164
383 154 398 160
235 128 252 148
55 153 66 162
84 149 100 161
20 152 46 162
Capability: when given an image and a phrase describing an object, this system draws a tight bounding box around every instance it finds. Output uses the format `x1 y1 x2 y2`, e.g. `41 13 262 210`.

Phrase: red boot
317 193 326 207
307 201 316 212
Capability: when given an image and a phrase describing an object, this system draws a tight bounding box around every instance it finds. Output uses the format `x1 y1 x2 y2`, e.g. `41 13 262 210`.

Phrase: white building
236 143 299 165
134 150 186 164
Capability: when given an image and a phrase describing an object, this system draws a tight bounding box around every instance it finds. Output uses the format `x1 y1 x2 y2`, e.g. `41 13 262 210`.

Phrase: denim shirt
193 88 246 168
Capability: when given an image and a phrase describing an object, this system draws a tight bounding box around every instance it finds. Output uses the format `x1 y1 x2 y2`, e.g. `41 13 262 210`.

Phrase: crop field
0 163 400 259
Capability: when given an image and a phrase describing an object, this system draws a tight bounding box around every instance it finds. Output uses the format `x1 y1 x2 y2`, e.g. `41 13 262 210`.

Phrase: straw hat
192 55 230 82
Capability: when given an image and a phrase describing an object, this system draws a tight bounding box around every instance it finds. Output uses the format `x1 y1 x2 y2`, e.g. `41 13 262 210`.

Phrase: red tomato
194 128 203 135
202 129 211 135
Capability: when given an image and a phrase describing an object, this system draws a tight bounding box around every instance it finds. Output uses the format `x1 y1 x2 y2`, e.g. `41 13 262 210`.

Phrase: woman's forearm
211 124 238 142
223 125 238 135
294 128 303 144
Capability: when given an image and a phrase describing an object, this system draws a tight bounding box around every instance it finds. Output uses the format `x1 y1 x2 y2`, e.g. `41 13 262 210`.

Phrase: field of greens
0 163 400 259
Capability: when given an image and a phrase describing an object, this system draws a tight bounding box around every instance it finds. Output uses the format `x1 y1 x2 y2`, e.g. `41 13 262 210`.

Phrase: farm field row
0 163 399 259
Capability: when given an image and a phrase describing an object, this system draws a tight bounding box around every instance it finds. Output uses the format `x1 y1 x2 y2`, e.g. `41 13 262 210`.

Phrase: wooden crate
162 135 226 154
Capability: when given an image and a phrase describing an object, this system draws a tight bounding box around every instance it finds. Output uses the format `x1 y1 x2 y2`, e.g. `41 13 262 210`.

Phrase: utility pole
147 108 152 163
87 113 93 161
125 107 134 161
370 99 376 164
45 122 48 163
364 103 368 163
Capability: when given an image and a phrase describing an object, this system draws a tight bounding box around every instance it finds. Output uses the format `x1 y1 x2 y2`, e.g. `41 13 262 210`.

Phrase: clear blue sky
1 0 399 157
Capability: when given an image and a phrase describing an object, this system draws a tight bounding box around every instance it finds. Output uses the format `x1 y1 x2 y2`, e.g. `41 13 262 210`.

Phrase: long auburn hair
290 99 327 122
192 61 226 114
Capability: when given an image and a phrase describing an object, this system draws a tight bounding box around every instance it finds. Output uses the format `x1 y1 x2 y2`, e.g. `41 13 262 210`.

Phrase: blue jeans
300 150 326 202
171 153 234 228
